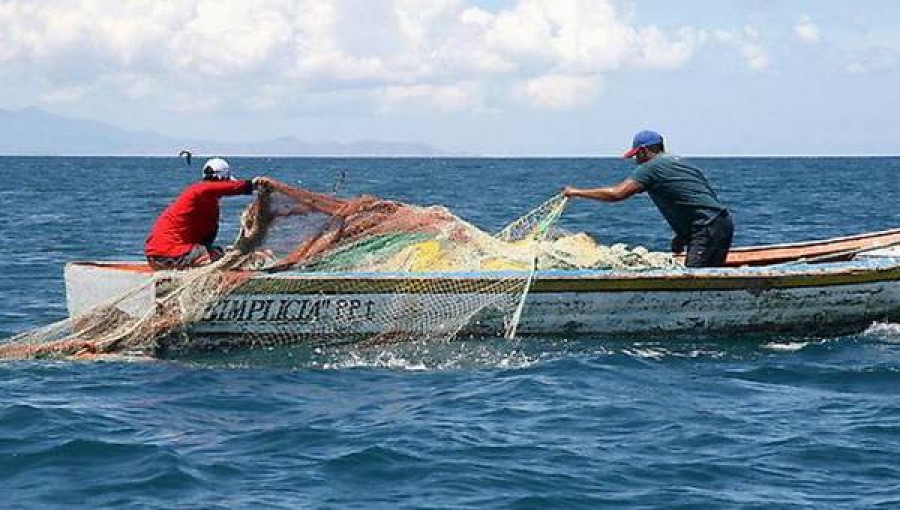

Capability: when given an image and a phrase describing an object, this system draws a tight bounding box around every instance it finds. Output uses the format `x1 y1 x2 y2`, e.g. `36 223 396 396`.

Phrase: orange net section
0 182 677 359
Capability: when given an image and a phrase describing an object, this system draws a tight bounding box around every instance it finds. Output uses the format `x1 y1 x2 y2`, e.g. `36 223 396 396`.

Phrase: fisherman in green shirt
563 130 734 267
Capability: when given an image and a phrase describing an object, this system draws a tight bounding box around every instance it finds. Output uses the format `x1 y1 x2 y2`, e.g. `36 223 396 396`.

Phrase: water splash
863 321 900 341
170 335 828 370
178 339 546 371
761 341 811 352
316 341 543 371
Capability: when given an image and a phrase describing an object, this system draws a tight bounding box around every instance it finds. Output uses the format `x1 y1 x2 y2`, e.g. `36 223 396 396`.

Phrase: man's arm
253 177 350 216
200 179 254 198
563 178 644 202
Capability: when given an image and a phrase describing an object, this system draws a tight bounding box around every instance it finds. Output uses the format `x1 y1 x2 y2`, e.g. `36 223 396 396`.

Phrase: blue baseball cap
623 130 663 158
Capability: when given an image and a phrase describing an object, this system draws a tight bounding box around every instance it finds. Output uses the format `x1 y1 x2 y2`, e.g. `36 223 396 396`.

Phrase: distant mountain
0 107 176 155
0 107 454 156
198 136 453 157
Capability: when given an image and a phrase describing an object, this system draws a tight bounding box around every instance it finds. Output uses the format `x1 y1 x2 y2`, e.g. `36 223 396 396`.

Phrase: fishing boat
64 228 900 343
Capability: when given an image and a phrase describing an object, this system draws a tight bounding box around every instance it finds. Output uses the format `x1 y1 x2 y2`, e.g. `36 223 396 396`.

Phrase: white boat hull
64 255 900 344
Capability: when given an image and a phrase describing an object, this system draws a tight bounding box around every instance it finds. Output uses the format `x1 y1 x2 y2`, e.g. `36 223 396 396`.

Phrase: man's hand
562 186 579 198
671 235 685 255
252 176 275 189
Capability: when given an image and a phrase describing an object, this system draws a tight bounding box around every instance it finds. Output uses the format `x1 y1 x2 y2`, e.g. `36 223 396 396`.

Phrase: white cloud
169 1 293 75
476 1 704 74
632 27 706 69
513 74 600 110
0 0 707 114
742 44 770 71
167 92 223 114
713 29 736 44
842 46 900 75
377 82 486 113
713 27 770 72
40 85 89 105
794 15 820 44
110 74 158 99
845 62 867 74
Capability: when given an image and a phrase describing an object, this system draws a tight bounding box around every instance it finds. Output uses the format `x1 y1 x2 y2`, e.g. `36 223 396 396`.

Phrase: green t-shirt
630 153 727 239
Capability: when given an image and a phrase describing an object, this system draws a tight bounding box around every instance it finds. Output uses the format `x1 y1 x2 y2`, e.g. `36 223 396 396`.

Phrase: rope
504 194 569 339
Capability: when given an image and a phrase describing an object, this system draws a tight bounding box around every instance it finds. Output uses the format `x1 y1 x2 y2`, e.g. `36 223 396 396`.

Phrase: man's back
145 179 250 258
630 153 726 240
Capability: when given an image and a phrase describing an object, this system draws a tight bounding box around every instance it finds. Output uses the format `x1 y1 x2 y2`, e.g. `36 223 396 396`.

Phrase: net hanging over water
0 183 679 360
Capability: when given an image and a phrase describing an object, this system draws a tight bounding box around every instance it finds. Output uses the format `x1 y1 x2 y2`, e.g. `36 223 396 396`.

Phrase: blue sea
3 156 900 508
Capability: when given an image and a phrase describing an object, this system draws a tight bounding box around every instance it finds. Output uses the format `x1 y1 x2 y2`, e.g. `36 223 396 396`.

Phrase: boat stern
64 262 157 318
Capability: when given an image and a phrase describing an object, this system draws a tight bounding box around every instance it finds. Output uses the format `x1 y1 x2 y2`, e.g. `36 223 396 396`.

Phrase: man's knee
685 243 712 267
147 244 217 270
686 215 733 268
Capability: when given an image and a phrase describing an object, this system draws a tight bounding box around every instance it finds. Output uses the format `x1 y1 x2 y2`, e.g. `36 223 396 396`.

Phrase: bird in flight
178 149 193 166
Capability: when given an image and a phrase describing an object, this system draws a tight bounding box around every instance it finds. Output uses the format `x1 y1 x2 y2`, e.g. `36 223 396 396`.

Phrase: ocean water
2 156 900 508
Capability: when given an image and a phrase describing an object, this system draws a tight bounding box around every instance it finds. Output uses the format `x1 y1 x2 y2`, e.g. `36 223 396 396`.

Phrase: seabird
178 149 193 166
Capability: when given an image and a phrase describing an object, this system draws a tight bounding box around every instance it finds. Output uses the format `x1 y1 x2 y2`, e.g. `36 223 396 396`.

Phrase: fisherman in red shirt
145 157 265 270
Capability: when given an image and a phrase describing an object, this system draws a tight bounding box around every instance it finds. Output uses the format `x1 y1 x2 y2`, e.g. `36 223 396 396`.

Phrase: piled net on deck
0 184 679 359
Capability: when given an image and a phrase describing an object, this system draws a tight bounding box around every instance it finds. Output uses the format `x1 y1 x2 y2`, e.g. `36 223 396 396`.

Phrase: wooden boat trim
723 228 900 266
221 262 900 295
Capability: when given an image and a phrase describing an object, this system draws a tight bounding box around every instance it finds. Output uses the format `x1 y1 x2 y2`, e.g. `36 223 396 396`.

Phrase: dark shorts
686 212 734 268
147 244 224 270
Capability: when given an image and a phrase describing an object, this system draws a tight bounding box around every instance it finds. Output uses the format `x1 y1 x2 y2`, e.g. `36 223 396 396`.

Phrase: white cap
202 157 234 180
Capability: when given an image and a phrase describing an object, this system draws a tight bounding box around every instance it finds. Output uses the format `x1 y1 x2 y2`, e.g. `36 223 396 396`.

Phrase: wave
174 336 821 371
180 340 545 371
863 321 900 340
760 341 812 352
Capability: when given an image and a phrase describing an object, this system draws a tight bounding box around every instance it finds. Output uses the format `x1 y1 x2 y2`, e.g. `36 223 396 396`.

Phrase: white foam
761 341 809 352
321 351 429 371
316 344 539 371
621 344 734 360
623 347 668 359
863 321 900 340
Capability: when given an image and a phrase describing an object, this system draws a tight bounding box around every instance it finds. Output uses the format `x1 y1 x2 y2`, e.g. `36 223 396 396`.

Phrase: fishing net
0 183 679 360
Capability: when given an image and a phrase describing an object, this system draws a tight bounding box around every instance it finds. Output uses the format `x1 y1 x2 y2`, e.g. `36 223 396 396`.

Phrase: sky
0 0 898 155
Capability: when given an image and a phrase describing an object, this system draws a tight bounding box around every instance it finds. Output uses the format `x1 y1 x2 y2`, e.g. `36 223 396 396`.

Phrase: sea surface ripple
2 157 900 508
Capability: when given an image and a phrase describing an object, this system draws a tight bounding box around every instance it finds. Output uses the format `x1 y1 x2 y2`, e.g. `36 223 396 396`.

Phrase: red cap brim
623 147 639 158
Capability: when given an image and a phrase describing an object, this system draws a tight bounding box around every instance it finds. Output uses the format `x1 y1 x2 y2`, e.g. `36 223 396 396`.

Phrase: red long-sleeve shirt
145 180 252 258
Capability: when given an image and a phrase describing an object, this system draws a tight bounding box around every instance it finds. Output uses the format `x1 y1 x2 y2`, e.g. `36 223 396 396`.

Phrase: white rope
504 195 568 339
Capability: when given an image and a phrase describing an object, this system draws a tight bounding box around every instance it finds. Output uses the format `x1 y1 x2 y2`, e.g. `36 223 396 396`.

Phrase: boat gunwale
726 227 900 253
67 257 900 291
220 259 900 294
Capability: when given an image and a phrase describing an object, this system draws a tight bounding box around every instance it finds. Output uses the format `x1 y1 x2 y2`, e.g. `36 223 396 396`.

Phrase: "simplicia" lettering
202 297 377 323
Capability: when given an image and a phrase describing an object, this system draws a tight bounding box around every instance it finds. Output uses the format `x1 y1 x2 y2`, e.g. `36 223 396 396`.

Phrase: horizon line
0 153 897 158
